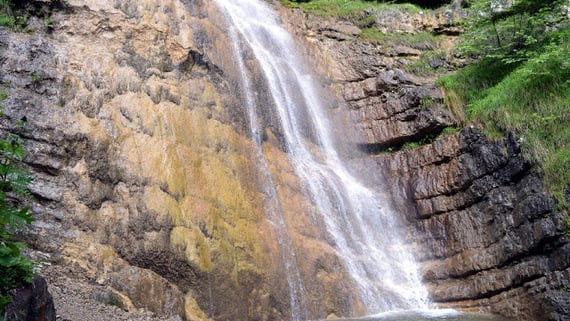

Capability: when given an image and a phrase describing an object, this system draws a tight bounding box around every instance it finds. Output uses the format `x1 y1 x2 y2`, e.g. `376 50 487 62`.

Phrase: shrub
0 93 34 318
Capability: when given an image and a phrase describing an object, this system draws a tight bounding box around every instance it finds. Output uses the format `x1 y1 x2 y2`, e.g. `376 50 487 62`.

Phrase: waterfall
212 0 430 318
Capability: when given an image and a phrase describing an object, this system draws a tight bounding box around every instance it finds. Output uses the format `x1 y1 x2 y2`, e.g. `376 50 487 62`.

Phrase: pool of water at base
333 309 514 321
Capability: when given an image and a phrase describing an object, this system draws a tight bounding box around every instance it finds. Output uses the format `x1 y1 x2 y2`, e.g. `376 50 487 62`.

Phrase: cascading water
213 0 430 318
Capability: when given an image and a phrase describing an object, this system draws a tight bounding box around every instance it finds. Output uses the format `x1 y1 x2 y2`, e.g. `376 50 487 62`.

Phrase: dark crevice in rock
356 126 446 154
27 163 61 176
432 262 570 304
119 248 201 293
448 234 563 281
499 235 565 271
186 49 223 76
29 190 58 203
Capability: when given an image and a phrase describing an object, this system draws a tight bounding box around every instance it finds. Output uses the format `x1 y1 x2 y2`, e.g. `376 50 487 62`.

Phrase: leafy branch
0 94 34 318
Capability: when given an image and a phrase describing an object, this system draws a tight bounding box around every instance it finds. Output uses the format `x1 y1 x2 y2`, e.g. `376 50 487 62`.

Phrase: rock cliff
1 0 287 319
1 1 568 321
0 0 363 320
280 5 570 321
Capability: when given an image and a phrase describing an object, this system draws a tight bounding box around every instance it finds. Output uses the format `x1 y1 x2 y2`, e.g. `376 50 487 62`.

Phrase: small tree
458 0 568 63
0 97 34 318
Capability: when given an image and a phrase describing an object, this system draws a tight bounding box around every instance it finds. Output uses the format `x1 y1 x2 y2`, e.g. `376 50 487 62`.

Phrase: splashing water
212 0 430 318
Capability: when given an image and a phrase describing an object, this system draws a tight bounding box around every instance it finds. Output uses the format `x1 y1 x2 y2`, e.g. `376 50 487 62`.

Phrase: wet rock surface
0 1 289 320
0 1 568 321
1 1 364 320
373 128 570 321
280 5 570 321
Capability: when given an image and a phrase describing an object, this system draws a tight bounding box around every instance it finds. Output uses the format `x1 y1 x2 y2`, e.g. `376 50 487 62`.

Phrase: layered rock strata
1 1 568 321
0 1 281 320
281 6 570 321
1 1 364 320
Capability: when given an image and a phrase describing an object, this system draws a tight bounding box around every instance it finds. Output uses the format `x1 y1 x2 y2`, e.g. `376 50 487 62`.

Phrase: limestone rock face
279 6 570 321
0 1 364 320
0 1 290 320
1 1 568 321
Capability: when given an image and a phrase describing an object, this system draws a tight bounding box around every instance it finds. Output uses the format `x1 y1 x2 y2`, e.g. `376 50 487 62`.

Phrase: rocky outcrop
4 277 56 321
0 1 366 320
1 1 568 321
0 1 287 320
280 5 570 321
342 69 455 149
375 128 570 321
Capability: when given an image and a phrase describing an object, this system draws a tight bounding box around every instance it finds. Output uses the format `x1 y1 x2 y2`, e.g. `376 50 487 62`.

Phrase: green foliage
457 0 568 64
43 17 53 30
0 0 56 32
438 25 570 207
401 133 438 150
0 95 34 316
359 28 446 76
30 72 41 84
280 0 422 20
441 126 459 135
0 0 28 30
0 0 15 28
400 49 447 75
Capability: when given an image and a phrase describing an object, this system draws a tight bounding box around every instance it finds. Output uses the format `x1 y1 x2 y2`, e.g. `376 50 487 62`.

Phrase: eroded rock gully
0 1 568 321
280 6 569 321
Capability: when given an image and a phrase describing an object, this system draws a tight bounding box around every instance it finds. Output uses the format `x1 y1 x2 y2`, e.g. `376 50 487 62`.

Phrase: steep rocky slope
1 0 286 320
1 1 365 320
280 5 570 321
1 1 569 321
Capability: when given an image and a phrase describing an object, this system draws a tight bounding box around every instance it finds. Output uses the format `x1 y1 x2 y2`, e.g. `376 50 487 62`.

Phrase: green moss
166 109 268 278
441 126 459 135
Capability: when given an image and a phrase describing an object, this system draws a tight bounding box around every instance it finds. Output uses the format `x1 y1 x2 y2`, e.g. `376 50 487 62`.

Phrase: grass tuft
437 27 570 206
280 0 422 20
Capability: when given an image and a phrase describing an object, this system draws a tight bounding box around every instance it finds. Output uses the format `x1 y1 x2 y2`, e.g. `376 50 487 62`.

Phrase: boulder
4 277 56 321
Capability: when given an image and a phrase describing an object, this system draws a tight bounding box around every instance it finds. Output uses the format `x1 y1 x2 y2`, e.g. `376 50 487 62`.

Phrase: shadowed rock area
4 277 56 321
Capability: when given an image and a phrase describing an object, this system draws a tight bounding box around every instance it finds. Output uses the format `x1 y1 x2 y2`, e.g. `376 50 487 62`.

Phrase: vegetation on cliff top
280 0 424 21
437 0 570 206
281 0 452 13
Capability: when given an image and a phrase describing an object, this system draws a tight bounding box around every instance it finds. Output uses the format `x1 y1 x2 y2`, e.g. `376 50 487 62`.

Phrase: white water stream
212 0 430 318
